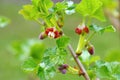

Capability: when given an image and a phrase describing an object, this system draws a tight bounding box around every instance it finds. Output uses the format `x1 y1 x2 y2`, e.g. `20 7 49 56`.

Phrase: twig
68 44 90 80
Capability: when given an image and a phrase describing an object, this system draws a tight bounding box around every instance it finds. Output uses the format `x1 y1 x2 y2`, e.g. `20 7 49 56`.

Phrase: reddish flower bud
39 32 47 40
62 64 69 69
87 46 94 55
83 26 89 33
45 28 54 35
45 27 61 39
61 69 67 74
58 64 69 74
75 27 82 35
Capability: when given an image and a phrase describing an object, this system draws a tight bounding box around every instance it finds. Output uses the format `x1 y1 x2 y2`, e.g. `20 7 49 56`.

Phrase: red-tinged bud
58 64 69 74
87 45 94 55
54 31 60 38
39 32 47 40
61 69 67 74
45 28 54 35
83 26 89 33
62 64 69 69
75 27 82 35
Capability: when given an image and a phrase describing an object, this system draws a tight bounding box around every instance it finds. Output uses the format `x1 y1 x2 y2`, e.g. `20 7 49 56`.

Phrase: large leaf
92 60 120 79
76 0 105 21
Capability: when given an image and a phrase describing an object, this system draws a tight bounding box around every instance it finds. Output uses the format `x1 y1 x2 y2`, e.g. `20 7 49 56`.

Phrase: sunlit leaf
76 0 105 21
22 57 38 72
56 36 70 49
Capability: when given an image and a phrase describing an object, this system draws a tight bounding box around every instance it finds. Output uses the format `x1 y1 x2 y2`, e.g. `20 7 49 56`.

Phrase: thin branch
68 44 90 80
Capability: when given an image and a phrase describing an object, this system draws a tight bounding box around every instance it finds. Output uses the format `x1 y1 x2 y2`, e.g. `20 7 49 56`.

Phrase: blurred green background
0 0 120 80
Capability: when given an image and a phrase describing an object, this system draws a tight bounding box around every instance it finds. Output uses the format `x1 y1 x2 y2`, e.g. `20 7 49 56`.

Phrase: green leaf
76 0 105 21
79 50 100 66
30 43 45 62
19 5 40 20
38 47 67 80
92 60 120 79
0 16 10 28
44 0 53 9
56 36 70 49
10 39 45 61
89 24 116 34
22 57 38 72
96 66 110 79
55 2 67 11
92 7 106 22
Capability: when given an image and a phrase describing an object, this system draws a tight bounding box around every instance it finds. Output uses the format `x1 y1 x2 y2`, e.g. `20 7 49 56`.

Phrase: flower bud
45 27 54 35
58 64 69 74
83 26 89 33
87 45 94 55
39 32 47 40
61 69 67 74
54 31 60 38
75 27 82 35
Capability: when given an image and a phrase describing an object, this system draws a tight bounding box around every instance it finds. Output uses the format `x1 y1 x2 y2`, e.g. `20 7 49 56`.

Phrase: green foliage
38 47 67 80
0 16 10 28
56 36 70 49
79 50 120 80
10 39 45 61
17 0 118 80
89 24 116 34
92 60 120 79
22 57 38 72
79 50 100 67
76 0 106 21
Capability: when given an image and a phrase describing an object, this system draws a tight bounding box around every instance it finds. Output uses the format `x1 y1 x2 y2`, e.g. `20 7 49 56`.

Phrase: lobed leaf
19 5 40 20
93 60 120 79
56 36 70 49
76 0 105 21
22 57 38 72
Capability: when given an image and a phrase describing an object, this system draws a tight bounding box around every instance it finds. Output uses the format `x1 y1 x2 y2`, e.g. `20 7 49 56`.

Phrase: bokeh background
0 0 120 80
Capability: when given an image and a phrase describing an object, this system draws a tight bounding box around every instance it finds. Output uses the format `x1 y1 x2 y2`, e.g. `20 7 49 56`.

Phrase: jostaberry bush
10 0 120 80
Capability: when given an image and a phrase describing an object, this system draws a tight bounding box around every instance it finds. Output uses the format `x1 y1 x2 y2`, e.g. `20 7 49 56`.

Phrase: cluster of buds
39 27 62 40
58 64 69 74
75 24 89 35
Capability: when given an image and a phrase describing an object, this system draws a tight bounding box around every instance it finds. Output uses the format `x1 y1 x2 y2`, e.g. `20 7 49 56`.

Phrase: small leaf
19 5 40 20
56 36 70 49
89 24 116 34
22 57 38 72
0 16 10 28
